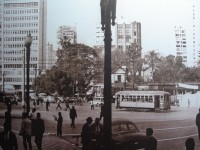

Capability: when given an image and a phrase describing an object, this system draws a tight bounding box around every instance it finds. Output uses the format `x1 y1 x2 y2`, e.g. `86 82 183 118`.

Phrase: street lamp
24 32 33 114
100 0 116 149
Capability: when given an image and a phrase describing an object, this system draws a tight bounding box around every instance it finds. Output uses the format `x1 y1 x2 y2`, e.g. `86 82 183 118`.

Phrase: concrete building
57 25 77 44
46 43 56 70
192 0 200 67
115 21 142 54
174 26 188 66
0 0 47 90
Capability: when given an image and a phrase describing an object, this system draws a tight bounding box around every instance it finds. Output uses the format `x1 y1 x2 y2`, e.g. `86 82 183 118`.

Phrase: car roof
112 118 134 124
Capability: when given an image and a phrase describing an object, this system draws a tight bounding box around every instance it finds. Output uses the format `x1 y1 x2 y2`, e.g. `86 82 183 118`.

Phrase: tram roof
115 90 170 95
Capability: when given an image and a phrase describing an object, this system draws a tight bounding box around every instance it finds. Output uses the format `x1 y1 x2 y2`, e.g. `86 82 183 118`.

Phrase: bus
115 90 171 111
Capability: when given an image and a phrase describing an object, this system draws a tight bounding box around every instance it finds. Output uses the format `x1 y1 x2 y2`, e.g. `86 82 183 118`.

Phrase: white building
0 0 47 90
57 25 77 44
115 21 142 54
174 26 187 66
46 43 56 70
192 0 200 67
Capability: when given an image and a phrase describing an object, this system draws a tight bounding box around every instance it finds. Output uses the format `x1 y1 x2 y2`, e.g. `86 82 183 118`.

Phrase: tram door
154 95 160 108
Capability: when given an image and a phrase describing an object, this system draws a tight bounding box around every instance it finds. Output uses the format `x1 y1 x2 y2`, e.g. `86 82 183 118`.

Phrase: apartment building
174 26 188 66
0 0 47 90
192 0 200 67
57 25 77 44
115 21 142 54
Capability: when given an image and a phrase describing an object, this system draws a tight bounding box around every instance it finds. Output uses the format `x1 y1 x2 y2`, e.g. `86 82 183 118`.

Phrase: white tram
115 91 171 111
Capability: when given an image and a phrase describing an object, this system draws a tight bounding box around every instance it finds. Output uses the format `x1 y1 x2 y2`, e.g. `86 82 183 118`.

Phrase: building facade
57 25 77 44
46 43 56 70
0 0 47 90
115 21 142 54
192 0 200 67
174 26 188 66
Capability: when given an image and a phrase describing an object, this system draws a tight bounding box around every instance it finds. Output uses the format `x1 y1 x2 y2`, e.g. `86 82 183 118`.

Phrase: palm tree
144 50 160 82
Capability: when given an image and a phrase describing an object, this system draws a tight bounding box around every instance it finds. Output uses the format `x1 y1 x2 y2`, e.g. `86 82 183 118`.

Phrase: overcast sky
47 0 194 63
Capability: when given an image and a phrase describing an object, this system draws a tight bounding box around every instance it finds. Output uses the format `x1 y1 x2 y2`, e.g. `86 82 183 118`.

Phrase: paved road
0 102 200 149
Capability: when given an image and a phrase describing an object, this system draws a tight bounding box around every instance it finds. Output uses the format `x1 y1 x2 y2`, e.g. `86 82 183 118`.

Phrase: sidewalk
0 103 83 150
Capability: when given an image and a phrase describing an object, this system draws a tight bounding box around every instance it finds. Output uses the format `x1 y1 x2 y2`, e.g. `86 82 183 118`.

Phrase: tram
115 90 171 111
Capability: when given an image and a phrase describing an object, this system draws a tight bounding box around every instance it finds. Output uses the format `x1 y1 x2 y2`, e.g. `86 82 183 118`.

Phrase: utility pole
100 0 116 149
34 65 37 96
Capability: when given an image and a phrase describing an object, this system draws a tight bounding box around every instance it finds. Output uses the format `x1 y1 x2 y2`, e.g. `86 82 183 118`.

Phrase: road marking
158 134 198 142
141 125 196 132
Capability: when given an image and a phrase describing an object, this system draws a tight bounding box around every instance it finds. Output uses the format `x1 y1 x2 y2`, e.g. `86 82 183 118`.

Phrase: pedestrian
29 108 36 120
185 138 195 150
20 112 32 150
91 118 103 149
99 104 104 121
188 99 190 108
56 112 63 138
90 101 94 110
5 110 11 127
33 100 36 108
34 113 45 150
56 98 62 110
196 108 200 140
46 99 50 111
0 122 18 150
64 97 70 111
81 117 93 150
5 96 12 112
145 128 157 150
69 106 77 128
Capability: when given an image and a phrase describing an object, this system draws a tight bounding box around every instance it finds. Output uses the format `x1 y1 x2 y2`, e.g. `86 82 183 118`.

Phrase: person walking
99 104 104 121
70 106 77 128
46 99 50 111
56 112 63 138
90 101 94 110
20 112 32 150
34 113 45 150
81 117 93 150
196 108 200 140
56 98 62 110
145 128 157 150
185 138 195 150
0 122 18 150
64 98 70 111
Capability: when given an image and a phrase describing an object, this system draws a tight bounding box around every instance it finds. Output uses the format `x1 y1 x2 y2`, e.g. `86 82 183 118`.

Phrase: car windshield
112 122 139 135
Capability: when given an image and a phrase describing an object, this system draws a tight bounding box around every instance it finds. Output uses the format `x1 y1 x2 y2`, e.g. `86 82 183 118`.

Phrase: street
0 102 200 150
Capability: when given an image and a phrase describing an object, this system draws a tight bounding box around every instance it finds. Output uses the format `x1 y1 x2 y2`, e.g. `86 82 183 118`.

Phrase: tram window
133 96 136 102
137 96 140 101
141 96 144 102
149 96 153 102
145 96 148 102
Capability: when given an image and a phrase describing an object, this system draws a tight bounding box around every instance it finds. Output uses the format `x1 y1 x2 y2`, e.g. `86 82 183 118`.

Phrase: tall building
46 43 56 70
0 0 47 90
192 0 200 67
115 21 142 54
174 26 188 66
57 25 77 44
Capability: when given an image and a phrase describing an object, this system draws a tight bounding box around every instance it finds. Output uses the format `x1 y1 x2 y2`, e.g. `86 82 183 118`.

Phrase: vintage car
111 118 146 150
88 96 104 107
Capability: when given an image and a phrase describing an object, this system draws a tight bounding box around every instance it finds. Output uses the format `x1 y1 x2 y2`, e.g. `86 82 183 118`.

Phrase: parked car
111 118 146 149
43 95 56 103
89 96 104 107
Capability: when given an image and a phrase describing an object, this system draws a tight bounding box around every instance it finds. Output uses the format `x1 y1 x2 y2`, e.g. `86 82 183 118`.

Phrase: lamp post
100 0 116 149
24 32 33 114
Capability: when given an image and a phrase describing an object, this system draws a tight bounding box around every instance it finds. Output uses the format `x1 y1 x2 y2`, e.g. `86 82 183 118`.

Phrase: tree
144 50 160 82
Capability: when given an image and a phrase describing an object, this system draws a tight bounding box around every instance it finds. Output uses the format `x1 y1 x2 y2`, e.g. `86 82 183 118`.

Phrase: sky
47 0 194 63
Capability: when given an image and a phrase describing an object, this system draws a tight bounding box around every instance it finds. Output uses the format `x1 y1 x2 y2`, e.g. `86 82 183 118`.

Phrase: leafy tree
144 50 160 82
